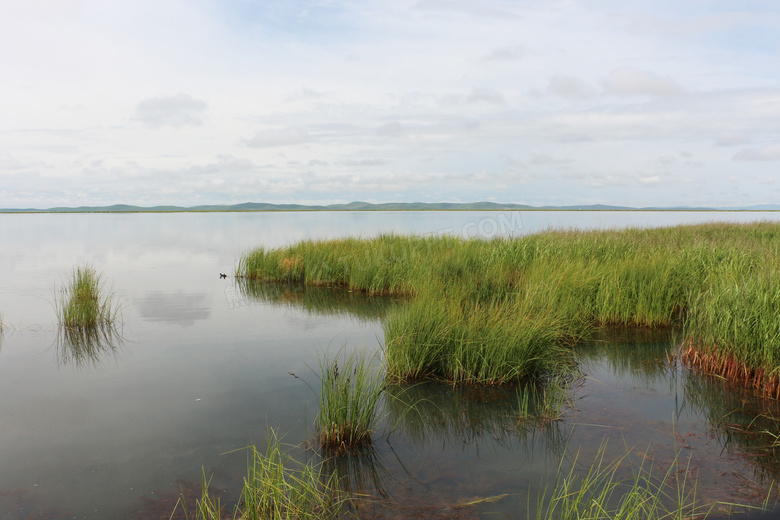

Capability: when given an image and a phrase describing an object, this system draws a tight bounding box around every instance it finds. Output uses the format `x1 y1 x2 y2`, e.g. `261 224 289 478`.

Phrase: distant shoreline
2 201 778 213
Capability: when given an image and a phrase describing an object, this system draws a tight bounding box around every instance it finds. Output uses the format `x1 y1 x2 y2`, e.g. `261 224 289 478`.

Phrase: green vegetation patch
535 441 746 520
237 223 780 390
56 265 119 328
316 350 385 451
176 429 352 520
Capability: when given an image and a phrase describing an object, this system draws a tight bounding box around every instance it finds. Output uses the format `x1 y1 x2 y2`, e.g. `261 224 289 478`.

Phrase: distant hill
1 201 778 213
2 201 535 213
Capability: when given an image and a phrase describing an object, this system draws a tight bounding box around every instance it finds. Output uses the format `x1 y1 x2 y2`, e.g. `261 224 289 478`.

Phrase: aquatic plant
681 267 780 399
56 265 119 328
383 288 574 385
535 442 746 520
237 222 780 393
316 350 385 450
175 429 352 520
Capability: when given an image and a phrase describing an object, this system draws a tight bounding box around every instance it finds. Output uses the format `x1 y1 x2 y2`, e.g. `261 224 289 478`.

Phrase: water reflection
575 328 676 386
384 382 569 459
234 280 402 321
135 291 211 327
235 283 780 510
683 373 780 485
54 324 124 369
321 445 393 500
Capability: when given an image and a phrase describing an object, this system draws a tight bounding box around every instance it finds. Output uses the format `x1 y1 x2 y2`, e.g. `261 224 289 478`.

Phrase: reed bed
238 222 780 391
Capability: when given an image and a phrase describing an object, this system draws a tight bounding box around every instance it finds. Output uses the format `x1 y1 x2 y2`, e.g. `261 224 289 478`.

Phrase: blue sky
1 0 779 208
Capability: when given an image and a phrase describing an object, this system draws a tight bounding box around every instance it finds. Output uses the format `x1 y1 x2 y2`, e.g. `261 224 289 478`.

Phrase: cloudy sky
2 0 779 208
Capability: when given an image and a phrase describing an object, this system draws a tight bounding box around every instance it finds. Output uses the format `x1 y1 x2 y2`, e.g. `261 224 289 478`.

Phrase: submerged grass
237 222 780 392
56 265 119 328
535 440 762 520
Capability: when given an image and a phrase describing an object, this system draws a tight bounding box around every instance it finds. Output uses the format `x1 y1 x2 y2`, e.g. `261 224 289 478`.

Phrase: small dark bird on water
219 273 227 279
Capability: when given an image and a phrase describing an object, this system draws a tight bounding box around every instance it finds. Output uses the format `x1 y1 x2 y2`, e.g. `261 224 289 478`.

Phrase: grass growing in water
175 429 352 520
237 223 780 393
536 442 748 520
316 350 385 451
56 265 119 328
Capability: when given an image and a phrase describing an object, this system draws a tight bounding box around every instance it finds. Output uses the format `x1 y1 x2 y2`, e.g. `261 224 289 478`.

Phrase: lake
2 210 780 519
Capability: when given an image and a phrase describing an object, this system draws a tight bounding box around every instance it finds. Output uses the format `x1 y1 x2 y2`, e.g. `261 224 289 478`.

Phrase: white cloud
411 0 520 19
602 67 684 97
340 158 388 167
243 127 312 148
637 174 662 185
715 134 748 147
547 75 597 99
1 1 779 208
376 121 406 137
466 88 507 105
530 152 570 165
483 45 526 62
133 94 208 129
732 144 780 161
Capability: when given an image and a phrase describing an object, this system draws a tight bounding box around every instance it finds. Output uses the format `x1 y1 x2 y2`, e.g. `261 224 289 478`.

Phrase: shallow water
2 210 780 519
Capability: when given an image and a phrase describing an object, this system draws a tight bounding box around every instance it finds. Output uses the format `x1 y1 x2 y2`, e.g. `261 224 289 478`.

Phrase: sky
1 0 779 209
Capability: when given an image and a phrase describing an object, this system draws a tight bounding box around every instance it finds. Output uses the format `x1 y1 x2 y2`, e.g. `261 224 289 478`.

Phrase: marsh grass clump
681 268 780 399
316 350 385 451
383 289 575 384
56 265 119 328
176 429 351 520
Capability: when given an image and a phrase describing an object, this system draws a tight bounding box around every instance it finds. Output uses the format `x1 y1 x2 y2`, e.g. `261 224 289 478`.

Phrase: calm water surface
2 211 780 519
